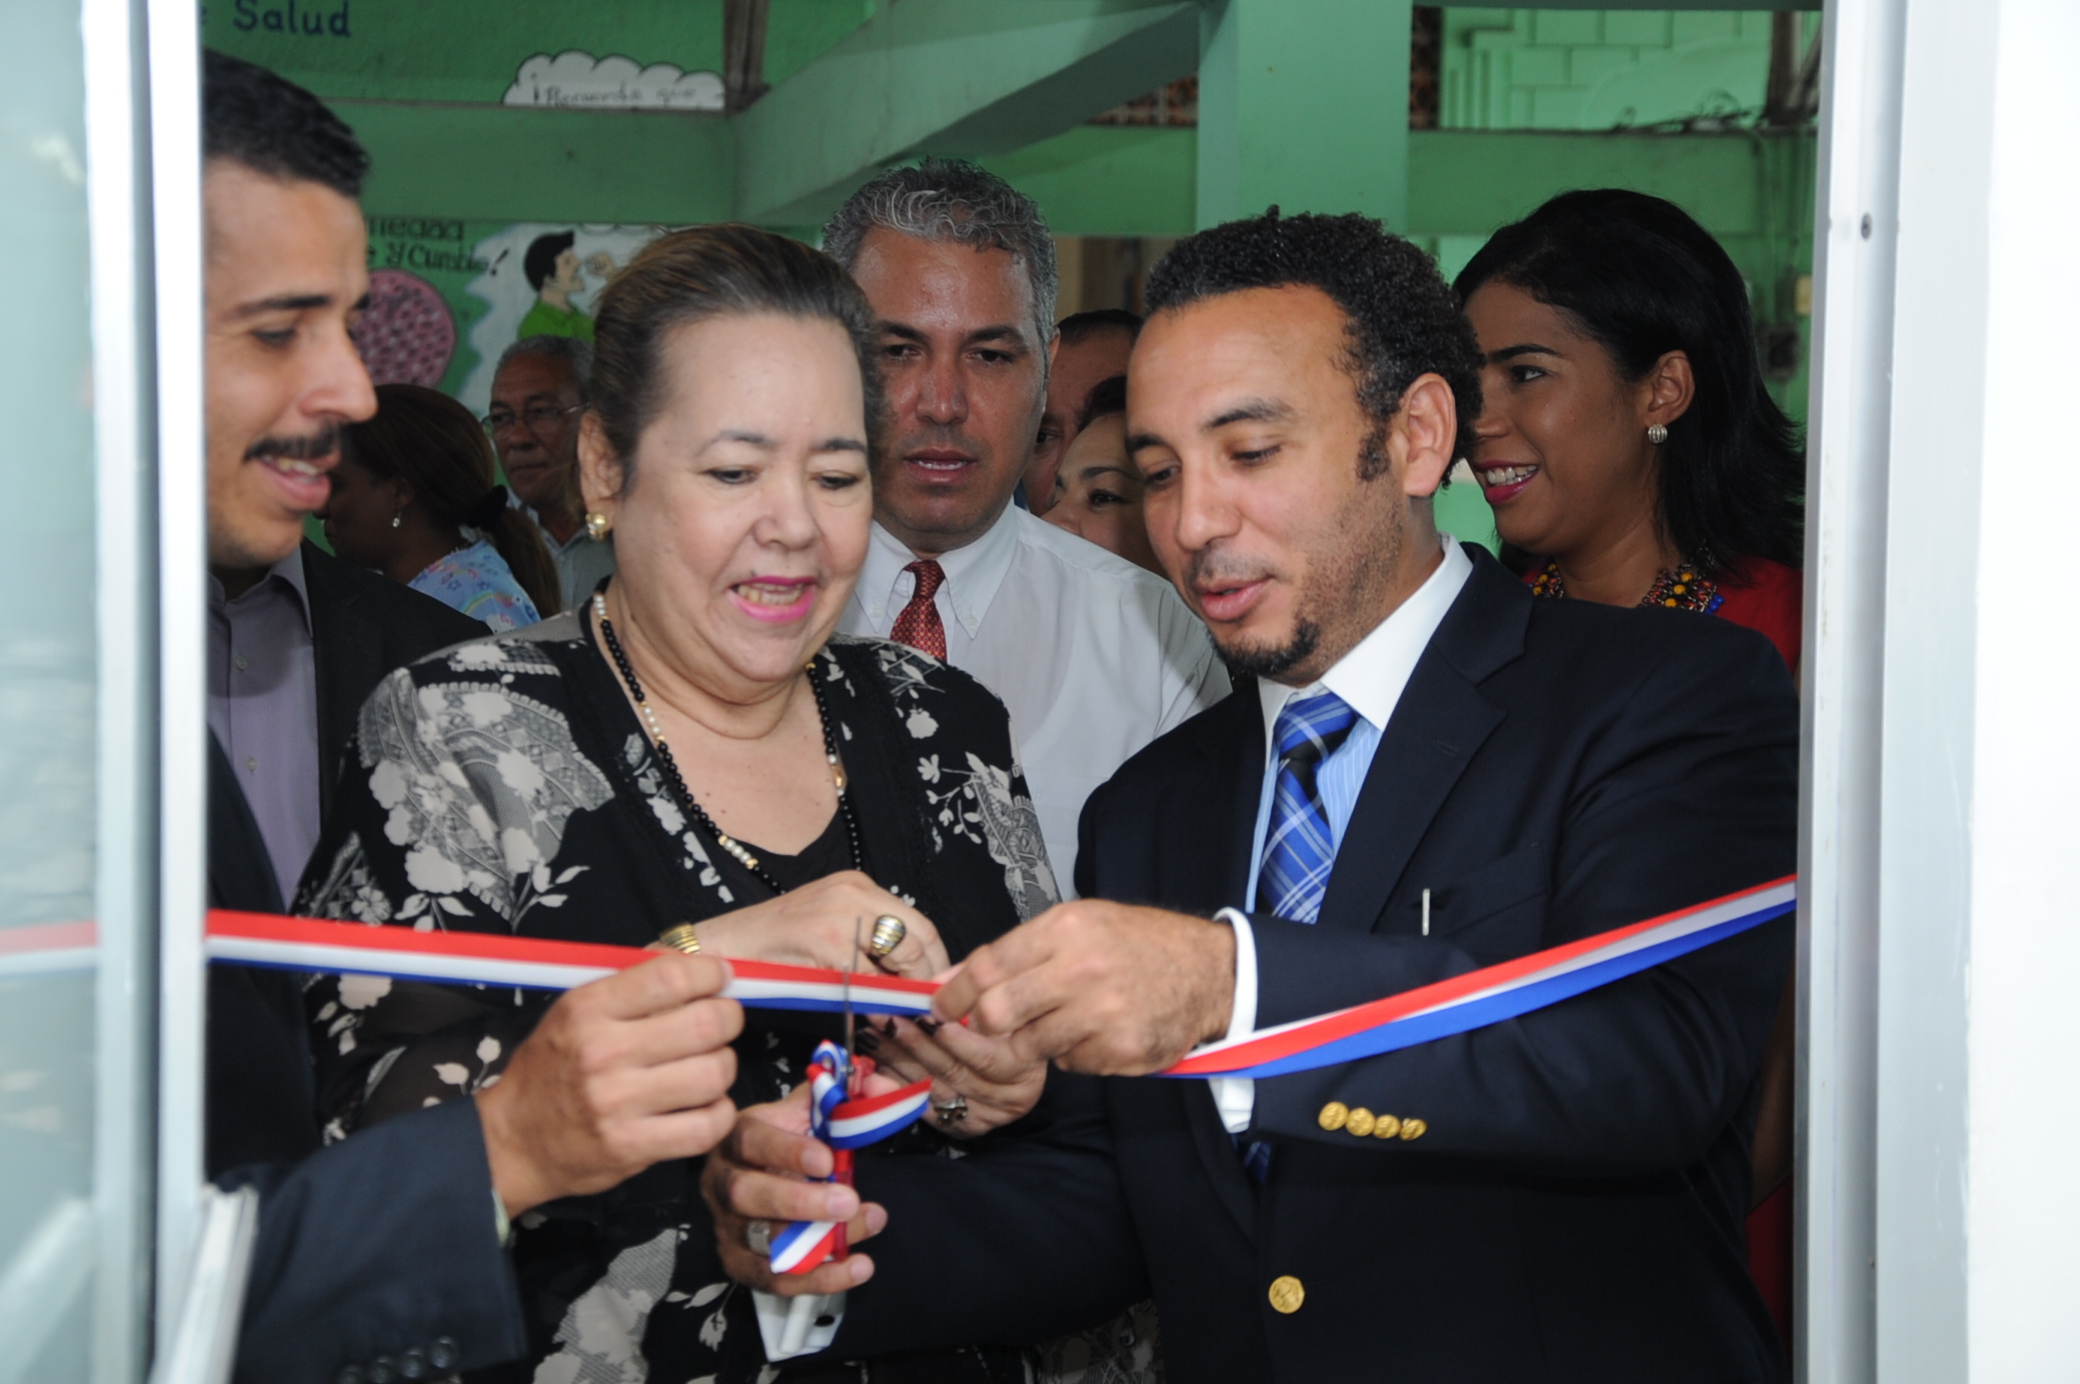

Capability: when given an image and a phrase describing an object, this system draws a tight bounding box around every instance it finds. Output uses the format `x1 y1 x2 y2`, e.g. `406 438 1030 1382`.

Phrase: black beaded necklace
590 583 863 897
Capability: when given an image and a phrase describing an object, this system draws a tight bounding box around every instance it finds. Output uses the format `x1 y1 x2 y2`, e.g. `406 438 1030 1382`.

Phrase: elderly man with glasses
484 334 615 607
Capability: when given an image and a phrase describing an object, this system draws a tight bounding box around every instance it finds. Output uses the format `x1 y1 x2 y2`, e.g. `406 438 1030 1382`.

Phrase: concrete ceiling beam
732 0 1198 227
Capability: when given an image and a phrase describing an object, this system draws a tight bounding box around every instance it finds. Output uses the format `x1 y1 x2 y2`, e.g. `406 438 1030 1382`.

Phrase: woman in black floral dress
296 227 1148 1383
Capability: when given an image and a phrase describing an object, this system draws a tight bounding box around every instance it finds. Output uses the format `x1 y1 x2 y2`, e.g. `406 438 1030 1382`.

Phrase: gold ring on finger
869 914 907 959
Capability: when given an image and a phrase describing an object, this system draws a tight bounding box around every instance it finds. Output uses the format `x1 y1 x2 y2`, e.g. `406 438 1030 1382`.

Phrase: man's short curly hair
1144 210 1483 476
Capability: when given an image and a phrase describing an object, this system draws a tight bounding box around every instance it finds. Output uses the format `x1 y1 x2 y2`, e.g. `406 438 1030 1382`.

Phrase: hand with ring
868 914 907 961
677 871 949 980
855 1007 1047 1138
702 1084 891 1297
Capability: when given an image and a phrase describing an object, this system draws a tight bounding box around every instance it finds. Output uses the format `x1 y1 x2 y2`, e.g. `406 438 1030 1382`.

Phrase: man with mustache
710 212 1795 1382
826 161 1227 894
204 51 743 1383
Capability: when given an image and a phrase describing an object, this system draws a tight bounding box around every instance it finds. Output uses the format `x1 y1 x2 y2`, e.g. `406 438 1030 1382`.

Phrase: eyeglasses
482 402 583 434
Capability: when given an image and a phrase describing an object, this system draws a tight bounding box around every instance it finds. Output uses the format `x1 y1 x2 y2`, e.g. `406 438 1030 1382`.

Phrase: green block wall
1441 8 1804 131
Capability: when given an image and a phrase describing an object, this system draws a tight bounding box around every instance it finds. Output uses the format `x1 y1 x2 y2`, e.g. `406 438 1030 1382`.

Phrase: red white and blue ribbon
0 921 97 980
825 1081 933 1148
200 913 940 1278
201 875 1795 1086
204 910 938 1017
767 1040 933 1276
1164 875 1797 1080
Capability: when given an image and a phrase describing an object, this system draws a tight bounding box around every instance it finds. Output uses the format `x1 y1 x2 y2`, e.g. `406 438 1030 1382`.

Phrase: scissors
778 919 870 1354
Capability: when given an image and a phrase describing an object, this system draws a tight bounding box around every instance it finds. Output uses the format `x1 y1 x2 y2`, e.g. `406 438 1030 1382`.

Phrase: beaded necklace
1528 558 1724 616
591 584 862 896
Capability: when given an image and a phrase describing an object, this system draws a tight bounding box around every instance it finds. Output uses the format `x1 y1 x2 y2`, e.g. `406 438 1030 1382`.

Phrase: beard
1217 617 1322 682
1193 462 1407 687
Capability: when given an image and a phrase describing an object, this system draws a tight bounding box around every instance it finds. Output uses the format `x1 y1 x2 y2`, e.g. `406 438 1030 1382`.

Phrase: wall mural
502 50 724 111
353 218 672 415
351 268 455 387
455 223 667 415
344 49 725 406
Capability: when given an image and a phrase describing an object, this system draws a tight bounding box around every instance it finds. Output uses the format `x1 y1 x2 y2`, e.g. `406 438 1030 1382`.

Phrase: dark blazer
831 546 1795 1383
208 542 486 1171
209 543 523 1383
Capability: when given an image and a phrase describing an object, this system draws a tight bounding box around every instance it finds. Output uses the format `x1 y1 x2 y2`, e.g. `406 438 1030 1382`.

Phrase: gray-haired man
827 159 1227 896
487 334 615 608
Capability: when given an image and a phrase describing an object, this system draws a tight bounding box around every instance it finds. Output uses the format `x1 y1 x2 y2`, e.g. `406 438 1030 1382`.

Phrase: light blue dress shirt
1213 536 1476 1133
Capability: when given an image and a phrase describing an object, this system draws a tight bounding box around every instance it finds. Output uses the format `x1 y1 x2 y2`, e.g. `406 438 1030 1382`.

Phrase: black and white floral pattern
295 611 1095 1384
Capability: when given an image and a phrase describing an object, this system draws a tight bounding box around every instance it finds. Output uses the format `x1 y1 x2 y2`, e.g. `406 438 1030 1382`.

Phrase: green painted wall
981 127 1195 237
343 101 732 225
1196 0 1413 229
763 1 880 86
203 0 726 103
1441 8 1796 130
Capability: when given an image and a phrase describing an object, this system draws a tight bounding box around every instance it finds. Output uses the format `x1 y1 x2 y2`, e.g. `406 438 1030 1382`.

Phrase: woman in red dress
1454 188 1804 1345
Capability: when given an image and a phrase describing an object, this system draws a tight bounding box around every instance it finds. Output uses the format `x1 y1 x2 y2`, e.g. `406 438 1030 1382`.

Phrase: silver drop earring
1646 423 1669 445
391 508 404 529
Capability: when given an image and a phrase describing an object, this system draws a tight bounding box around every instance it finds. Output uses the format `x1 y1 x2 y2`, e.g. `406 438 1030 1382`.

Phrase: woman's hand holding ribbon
701 1081 898 1297
859 1013 1046 1137
678 871 950 979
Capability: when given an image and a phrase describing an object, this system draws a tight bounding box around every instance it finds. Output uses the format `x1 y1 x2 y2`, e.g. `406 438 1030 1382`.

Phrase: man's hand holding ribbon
479 951 744 1218
928 899 1238 1075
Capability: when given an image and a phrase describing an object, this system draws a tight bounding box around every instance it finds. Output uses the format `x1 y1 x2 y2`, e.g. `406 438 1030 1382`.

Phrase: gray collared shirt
518 500 616 609
208 548 321 906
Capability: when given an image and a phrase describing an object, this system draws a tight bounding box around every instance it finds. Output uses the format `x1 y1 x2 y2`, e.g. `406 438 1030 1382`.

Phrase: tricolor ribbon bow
767 1040 933 1276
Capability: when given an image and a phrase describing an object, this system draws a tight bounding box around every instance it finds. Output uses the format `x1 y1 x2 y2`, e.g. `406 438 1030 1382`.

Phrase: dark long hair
346 384 564 616
1453 189 1804 572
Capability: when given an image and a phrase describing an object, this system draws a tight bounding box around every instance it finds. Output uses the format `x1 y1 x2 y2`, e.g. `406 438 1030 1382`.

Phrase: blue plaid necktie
1257 690 1360 923
1240 690 1359 1184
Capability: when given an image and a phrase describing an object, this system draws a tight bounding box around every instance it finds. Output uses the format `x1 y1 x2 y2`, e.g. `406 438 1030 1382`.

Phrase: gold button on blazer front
1345 1107 1376 1138
1268 1275 1306 1314
1317 1101 1349 1132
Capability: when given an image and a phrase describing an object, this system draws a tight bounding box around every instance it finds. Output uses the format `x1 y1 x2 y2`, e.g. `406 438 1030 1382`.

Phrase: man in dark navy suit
707 211 1795 1383
201 52 744 1384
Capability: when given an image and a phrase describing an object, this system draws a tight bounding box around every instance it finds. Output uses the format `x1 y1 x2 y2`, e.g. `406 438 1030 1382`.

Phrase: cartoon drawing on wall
518 231 616 342
351 268 456 387
503 52 724 111
457 223 668 417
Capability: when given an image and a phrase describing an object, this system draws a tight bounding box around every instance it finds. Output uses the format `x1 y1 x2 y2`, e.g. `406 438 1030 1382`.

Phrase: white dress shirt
1211 535 1474 1133
840 505 1229 894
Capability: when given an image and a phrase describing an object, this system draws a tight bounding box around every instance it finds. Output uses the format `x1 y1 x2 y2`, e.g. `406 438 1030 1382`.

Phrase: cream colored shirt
841 505 1229 894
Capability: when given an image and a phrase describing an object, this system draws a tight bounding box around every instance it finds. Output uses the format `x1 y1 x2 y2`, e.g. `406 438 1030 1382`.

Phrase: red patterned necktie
889 559 947 661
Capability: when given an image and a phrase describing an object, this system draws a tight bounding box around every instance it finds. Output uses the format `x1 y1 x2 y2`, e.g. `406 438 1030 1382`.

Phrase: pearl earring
391 508 404 529
584 511 611 541
1646 423 1669 445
